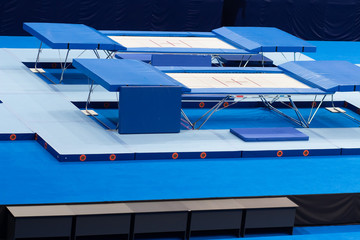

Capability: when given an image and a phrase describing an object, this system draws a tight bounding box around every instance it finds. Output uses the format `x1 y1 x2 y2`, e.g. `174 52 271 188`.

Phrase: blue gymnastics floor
2 141 360 205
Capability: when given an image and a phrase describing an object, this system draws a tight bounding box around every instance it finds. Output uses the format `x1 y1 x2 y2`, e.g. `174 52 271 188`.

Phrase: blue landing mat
1 141 360 204
230 127 309 142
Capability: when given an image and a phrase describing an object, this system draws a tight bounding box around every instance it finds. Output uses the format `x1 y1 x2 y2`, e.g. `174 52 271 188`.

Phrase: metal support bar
93 49 101 59
307 95 326 125
59 49 70 83
34 42 43 70
260 95 305 127
85 79 95 111
243 55 251 67
181 96 230 129
289 97 309 127
260 95 330 128
330 95 360 125
239 55 244 67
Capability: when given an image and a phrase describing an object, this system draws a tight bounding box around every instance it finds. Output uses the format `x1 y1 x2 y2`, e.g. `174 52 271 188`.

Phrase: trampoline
109 27 316 66
23 22 126 82
23 22 317 75
72 59 360 130
105 26 316 54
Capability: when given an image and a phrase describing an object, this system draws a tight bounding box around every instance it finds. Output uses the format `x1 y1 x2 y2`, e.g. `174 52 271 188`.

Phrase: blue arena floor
1 141 360 205
1 36 360 240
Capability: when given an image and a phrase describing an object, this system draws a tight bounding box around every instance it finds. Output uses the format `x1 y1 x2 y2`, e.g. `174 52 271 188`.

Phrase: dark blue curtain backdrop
1 0 360 40
0 0 223 35
228 0 360 41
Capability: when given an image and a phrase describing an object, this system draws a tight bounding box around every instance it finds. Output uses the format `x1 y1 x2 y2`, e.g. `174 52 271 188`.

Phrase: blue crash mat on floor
230 127 309 142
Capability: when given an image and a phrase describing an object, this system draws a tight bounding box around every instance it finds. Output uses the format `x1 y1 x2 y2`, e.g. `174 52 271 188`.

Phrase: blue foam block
230 127 309 142
118 86 182 134
23 22 125 51
151 54 211 67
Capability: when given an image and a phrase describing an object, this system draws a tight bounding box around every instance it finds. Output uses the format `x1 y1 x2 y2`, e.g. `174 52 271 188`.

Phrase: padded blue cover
230 127 309 142
151 54 211 67
73 59 190 92
279 61 360 93
115 53 152 62
213 27 316 53
23 22 125 51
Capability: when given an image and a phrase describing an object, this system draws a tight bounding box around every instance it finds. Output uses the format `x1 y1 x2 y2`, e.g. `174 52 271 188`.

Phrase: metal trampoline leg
34 41 42 71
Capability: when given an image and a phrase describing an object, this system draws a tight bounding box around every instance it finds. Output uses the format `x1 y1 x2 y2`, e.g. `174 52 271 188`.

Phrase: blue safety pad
115 53 152 62
23 22 126 51
151 54 211 67
123 47 250 55
230 127 309 142
279 61 360 93
73 59 190 92
213 27 316 53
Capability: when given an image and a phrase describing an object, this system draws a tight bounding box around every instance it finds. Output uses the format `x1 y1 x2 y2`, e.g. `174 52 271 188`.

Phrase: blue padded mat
151 54 212 67
213 27 316 53
279 61 360 92
230 127 309 142
23 22 125 51
73 59 189 92
115 53 152 62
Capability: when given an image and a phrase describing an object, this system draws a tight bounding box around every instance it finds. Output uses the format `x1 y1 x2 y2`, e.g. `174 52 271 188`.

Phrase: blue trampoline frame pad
279 61 360 92
212 27 316 53
230 127 309 142
23 22 126 51
72 59 189 92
